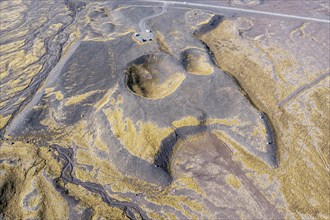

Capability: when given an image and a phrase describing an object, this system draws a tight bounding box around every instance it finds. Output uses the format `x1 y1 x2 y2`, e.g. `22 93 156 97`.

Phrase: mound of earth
126 53 185 99
182 48 214 75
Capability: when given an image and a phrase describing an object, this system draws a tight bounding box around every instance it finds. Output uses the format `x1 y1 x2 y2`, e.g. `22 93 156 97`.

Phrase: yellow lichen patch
73 147 159 199
62 31 81 57
212 131 270 173
173 176 204 195
226 174 241 189
290 22 309 39
148 189 207 219
0 3 26 31
156 31 171 54
197 19 213 27
70 122 93 149
65 183 127 220
45 87 55 94
7 84 29 95
113 29 135 38
198 20 277 113
0 114 11 129
199 18 330 218
147 211 164 220
103 107 172 162
7 50 39 71
53 91 64 100
32 37 46 58
253 42 296 88
94 136 109 151
172 116 200 127
74 167 97 183
1 55 42 110
38 111 62 132
206 118 240 126
186 54 214 75
0 142 68 219
0 71 9 80
44 87 64 100
0 39 25 53
64 90 99 106
75 149 120 181
2 103 217 219
307 86 330 168
94 86 117 111
251 122 267 138
32 174 69 219
38 147 63 177
250 121 268 152
46 23 63 35
26 64 43 79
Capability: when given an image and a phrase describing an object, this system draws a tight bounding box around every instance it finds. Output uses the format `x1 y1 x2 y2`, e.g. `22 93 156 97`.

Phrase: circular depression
125 53 186 99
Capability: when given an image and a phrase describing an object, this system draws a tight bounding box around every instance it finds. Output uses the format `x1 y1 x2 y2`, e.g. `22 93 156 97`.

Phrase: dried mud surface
0 0 329 219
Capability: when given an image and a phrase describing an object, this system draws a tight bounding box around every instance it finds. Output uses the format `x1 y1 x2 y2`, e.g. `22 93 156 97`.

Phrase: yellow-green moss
65 90 99 106
226 174 241 189
199 18 330 218
103 107 173 162
0 115 11 129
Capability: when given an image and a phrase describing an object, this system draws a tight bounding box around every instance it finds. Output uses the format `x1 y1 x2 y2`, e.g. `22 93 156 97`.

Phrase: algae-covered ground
0 0 329 219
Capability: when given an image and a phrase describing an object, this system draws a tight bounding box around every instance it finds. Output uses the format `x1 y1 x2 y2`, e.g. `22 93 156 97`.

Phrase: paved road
134 0 330 23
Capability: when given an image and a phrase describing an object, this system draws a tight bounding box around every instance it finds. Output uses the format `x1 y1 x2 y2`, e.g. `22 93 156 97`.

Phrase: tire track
278 72 329 107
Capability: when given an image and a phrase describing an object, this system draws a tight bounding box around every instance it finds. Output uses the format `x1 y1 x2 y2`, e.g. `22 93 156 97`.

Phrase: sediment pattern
198 16 330 219
1 0 329 219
